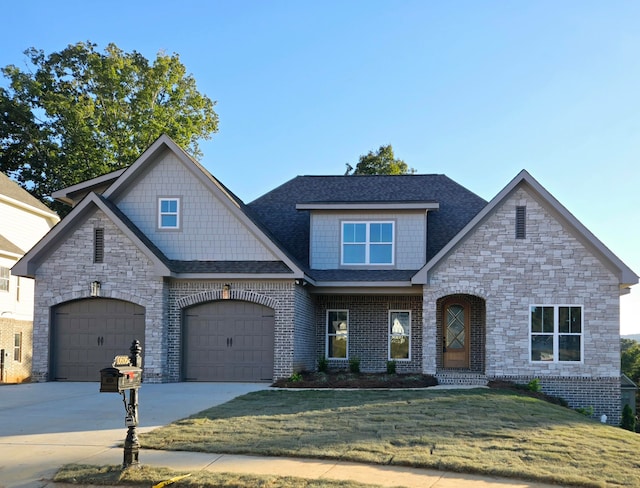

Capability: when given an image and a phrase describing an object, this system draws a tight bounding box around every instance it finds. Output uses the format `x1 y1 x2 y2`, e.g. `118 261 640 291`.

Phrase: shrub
575 406 594 417
349 357 360 373
621 404 636 432
317 356 328 373
386 360 397 374
288 372 302 383
527 378 541 392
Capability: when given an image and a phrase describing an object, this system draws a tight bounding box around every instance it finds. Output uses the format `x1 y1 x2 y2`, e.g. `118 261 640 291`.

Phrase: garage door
183 300 274 382
52 299 145 381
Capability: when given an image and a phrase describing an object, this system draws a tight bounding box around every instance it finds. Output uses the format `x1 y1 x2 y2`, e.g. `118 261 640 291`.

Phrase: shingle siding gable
113 150 279 262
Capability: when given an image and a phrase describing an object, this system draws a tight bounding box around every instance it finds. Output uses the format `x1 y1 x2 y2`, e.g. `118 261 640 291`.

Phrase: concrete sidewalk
0 382 569 488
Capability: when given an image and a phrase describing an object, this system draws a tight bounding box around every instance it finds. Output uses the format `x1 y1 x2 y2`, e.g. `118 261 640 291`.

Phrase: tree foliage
346 144 415 175
621 338 640 383
0 41 218 214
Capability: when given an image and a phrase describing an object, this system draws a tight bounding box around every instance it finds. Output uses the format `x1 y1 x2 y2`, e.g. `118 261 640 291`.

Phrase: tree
621 338 640 383
346 144 415 175
0 42 218 214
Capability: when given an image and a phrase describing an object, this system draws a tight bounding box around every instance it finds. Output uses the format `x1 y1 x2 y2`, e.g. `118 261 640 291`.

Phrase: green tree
346 144 415 175
621 338 640 383
0 41 218 214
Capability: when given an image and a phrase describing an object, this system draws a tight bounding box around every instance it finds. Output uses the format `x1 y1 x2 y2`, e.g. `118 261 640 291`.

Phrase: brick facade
315 295 423 373
0 318 32 383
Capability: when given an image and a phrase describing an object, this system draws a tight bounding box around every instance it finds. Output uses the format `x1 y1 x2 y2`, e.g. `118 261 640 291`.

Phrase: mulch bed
272 371 439 388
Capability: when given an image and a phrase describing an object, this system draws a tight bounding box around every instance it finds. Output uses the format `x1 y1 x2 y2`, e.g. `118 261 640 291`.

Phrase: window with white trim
530 305 582 362
14 332 22 362
158 198 181 229
0 266 9 292
389 310 411 360
342 221 394 265
327 310 348 359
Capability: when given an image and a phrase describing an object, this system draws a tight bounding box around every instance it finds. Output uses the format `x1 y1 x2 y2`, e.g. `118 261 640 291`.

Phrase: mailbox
100 365 142 393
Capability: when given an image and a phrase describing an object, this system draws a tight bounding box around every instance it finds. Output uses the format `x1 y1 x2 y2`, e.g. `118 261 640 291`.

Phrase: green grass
139 388 640 487
54 464 385 488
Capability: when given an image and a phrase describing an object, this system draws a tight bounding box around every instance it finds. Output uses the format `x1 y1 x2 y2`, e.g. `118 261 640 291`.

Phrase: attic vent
94 228 104 263
515 206 526 239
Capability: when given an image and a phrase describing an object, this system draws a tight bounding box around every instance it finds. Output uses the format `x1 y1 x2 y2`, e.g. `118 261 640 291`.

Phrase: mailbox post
99 340 143 469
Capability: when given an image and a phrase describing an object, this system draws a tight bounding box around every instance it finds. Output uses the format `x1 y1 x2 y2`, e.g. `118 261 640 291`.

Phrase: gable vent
515 206 526 239
94 228 105 263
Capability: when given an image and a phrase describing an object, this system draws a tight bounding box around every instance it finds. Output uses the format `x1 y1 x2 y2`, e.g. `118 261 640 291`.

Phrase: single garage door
52 298 145 381
183 300 274 382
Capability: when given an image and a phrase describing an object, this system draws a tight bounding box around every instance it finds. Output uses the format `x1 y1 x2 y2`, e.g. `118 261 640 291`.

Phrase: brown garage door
183 300 274 382
52 298 145 381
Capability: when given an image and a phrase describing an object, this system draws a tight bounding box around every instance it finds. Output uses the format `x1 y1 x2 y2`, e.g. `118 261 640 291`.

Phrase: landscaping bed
271 371 439 388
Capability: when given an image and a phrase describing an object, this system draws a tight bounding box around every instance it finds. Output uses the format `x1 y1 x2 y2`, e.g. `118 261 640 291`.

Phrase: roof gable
17 134 304 278
12 193 171 278
412 170 639 289
0 172 59 221
248 174 488 269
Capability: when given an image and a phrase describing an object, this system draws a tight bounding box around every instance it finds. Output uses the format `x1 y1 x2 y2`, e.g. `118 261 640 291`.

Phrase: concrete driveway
0 382 269 487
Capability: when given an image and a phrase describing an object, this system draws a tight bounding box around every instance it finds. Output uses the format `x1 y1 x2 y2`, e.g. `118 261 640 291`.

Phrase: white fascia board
0 194 59 223
296 202 439 211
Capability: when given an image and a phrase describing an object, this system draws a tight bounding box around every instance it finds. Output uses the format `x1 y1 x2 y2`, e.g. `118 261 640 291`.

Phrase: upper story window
342 221 394 265
530 305 582 362
158 197 181 230
0 266 9 292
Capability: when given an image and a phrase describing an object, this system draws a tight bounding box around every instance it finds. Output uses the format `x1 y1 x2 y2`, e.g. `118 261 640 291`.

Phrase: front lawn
141 388 640 487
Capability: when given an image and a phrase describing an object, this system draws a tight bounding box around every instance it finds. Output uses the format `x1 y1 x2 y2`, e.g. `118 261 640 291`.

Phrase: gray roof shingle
247 174 488 276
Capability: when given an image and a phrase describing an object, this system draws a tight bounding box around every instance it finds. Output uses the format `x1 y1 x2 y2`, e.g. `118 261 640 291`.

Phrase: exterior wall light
222 283 230 300
91 281 101 297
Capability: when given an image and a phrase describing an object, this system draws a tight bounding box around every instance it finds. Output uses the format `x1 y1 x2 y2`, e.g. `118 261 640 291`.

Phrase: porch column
422 289 437 375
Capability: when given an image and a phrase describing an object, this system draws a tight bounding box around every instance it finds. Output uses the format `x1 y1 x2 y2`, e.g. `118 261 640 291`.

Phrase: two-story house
13 135 638 423
0 173 59 382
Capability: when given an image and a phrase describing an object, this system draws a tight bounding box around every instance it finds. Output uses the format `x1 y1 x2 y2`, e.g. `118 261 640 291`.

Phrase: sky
2 1 639 333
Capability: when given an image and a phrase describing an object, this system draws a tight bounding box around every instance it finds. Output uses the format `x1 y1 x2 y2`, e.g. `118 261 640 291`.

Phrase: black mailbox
100 365 142 393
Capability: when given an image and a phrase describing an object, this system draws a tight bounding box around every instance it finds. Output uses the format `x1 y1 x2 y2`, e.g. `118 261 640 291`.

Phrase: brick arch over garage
45 289 148 310
176 289 279 310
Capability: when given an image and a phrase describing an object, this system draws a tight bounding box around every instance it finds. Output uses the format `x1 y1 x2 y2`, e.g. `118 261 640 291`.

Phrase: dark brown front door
443 298 470 369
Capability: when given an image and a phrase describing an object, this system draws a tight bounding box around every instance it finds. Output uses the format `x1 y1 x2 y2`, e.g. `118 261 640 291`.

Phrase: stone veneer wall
168 280 298 381
424 187 622 424
0 318 33 383
31 210 166 382
315 295 423 373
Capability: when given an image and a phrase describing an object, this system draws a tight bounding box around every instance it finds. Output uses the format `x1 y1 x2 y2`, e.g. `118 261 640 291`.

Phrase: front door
443 298 470 369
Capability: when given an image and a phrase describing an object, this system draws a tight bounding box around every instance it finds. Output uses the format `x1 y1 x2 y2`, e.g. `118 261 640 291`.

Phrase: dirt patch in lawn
272 371 439 388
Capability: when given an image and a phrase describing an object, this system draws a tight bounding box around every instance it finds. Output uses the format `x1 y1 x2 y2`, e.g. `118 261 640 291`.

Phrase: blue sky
3 1 639 332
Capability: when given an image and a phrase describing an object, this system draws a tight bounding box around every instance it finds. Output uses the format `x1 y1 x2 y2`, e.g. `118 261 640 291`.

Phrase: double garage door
52 299 145 381
183 301 274 382
52 298 274 382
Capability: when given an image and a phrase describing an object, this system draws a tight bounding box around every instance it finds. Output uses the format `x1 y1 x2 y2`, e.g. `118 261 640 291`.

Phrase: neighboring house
13 135 638 424
0 173 59 382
